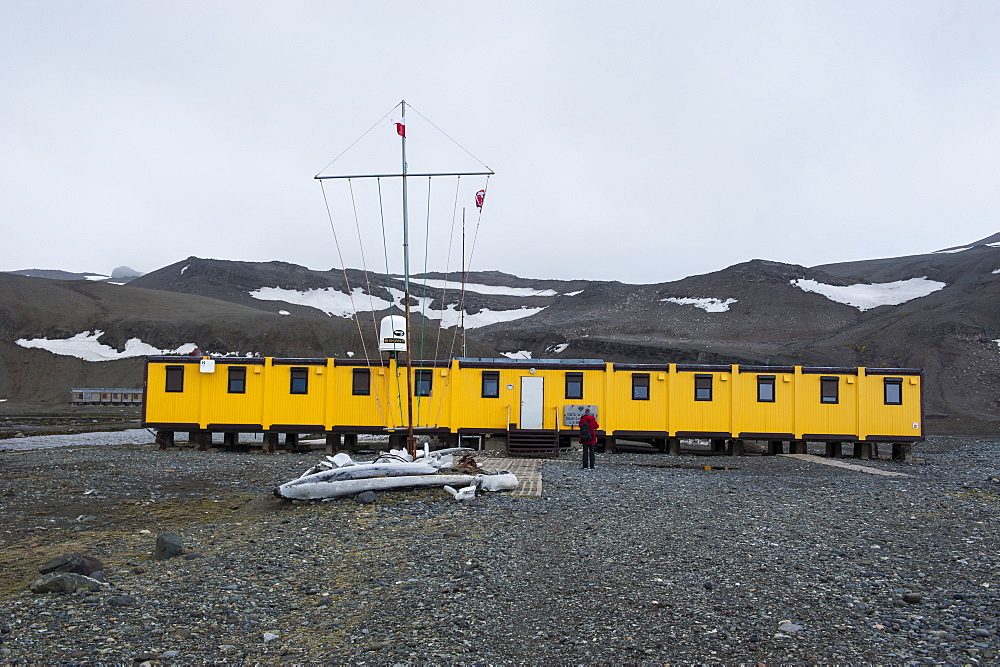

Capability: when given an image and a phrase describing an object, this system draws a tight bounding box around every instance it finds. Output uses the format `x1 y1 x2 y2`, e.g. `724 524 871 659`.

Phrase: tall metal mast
401 100 416 457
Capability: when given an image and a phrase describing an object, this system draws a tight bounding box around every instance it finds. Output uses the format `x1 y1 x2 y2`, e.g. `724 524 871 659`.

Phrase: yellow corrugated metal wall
798 372 858 436
673 369 732 433
861 370 922 439
732 369 796 436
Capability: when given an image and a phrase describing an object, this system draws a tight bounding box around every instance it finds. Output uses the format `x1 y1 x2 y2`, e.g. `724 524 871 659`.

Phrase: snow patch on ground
501 350 532 359
563 290 583 296
935 246 972 254
987 242 1000 247
347 351 355 357
410 278 557 297
995 340 1000 350
84 274 109 281
16 331 198 362
548 343 569 354
791 277 946 311
662 297 738 312
180 264 189 274
993 269 1000 275
278 310 290 315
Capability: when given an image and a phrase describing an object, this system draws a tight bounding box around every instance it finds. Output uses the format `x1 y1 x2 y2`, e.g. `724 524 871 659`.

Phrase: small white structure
378 315 407 353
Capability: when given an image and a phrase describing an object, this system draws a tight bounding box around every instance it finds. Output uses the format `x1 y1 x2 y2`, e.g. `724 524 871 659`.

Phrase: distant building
70 388 143 405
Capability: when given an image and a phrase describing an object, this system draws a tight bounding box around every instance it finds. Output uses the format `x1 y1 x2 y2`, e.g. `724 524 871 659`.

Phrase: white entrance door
520 376 544 429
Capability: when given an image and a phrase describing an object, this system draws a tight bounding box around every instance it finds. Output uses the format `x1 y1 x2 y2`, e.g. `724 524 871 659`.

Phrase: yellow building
143 356 922 459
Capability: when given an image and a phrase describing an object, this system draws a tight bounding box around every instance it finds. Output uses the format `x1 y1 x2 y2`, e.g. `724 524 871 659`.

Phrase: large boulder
38 554 104 576
154 532 183 560
29 572 102 594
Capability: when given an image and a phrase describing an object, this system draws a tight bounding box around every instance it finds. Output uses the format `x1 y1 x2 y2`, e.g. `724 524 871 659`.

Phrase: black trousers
582 442 595 468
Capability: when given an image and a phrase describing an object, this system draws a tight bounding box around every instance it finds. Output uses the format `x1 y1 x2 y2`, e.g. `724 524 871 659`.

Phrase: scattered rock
902 593 924 604
354 491 377 504
154 532 183 560
778 620 804 633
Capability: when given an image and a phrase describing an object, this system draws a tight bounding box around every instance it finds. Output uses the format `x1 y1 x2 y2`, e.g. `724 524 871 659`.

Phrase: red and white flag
475 189 486 209
395 121 406 138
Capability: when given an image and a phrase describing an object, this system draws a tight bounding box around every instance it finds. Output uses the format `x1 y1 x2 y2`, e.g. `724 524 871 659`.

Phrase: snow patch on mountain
250 286 544 328
411 278 557 297
791 277 946 311
16 331 198 362
251 286 392 317
563 290 583 296
661 297 738 312
501 350 532 359
935 246 972 254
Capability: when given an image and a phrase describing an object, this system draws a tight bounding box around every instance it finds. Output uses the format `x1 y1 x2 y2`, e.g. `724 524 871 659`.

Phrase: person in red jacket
578 409 599 469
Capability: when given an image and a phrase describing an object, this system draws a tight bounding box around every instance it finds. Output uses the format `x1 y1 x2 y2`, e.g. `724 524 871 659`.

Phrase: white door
520 376 544 429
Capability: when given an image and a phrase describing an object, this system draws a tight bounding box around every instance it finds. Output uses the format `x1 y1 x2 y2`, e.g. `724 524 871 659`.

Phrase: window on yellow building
165 365 184 393
228 366 246 394
757 375 775 402
695 374 712 401
821 376 839 404
353 368 371 395
482 371 500 398
566 373 583 400
884 377 903 405
290 367 309 394
632 373 650 400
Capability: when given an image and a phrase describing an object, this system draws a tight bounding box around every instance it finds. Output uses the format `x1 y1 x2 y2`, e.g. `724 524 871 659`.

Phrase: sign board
199 359 216 374
563 405 598 427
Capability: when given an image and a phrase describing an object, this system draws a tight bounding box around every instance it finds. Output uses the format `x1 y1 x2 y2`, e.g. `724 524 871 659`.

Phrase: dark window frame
290 367 309 395
228 366 247 394
757 375 776 403
352 368 371 396
165 365 184 393
884 377 903 405
415 369 433 397
695 374 713 401
482 371 500 398
820 376 839 404
631 373 650 401
565 372 584 400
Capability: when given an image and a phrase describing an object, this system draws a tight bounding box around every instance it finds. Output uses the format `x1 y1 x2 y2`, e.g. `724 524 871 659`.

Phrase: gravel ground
1 435 999 664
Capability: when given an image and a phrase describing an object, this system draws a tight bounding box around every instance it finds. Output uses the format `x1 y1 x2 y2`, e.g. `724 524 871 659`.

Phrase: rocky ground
0 435 999 664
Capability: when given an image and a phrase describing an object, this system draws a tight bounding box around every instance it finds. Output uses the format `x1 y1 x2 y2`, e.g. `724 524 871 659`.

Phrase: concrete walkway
477 456 547 498
779 453 912 477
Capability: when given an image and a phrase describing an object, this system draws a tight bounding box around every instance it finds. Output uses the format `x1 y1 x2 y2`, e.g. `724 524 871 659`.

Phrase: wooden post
854 442 872 460
605 437 617 454
668 437 681 456
728 439 744 456
892 442 912 462
155 430 174 450
196 430 209 452
345 433 359 451
263 432 278 454
711 438 726 453
223 432 237 449
768 440 785 456
789 440 806 454
284 433 298 450
325 433 342 455
825 441 842 458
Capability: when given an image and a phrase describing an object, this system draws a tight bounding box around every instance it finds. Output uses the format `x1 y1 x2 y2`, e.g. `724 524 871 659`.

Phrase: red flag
395 122 406 138
475 189 485 209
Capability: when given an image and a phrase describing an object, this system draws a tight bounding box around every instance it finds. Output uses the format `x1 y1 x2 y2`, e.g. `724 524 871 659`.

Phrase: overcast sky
2 1 999 284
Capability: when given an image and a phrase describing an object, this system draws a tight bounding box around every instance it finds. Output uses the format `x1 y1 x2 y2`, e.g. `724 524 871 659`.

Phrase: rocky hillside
2 235 998 424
